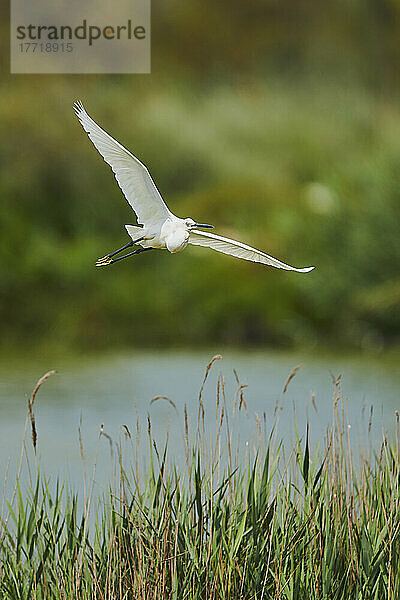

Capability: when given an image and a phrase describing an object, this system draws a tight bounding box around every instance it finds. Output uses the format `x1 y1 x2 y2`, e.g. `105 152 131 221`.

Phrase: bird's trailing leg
95 237 145 267
96 246 153 267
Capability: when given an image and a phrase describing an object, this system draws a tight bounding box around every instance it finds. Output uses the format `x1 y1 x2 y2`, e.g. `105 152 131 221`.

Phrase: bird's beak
193 223 214 228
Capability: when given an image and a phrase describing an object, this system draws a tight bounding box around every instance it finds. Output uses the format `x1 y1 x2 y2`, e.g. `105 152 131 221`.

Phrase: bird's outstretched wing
189 229 314 272
74 101 173 228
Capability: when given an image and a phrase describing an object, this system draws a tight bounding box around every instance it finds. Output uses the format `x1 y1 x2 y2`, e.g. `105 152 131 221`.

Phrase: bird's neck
161 219 189 253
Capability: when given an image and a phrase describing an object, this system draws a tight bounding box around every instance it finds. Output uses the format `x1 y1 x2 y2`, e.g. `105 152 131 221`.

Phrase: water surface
0 349 399 497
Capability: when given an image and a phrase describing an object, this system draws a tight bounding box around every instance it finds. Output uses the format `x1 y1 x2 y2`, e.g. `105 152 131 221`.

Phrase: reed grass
1 357 399 599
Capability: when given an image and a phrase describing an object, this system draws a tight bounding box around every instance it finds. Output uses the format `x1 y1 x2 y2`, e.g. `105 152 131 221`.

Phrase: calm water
0 349 399 497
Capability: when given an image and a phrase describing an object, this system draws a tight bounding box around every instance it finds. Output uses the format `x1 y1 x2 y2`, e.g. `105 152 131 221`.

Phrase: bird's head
184 218 214 230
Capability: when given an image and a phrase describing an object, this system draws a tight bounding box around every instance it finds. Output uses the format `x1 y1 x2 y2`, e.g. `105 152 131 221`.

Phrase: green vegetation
2 81 400 352
1 362 399 599
1 1 400 352
2 1 400 595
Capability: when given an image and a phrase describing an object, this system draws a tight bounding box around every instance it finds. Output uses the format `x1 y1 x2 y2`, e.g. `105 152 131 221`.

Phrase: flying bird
74 101 314 273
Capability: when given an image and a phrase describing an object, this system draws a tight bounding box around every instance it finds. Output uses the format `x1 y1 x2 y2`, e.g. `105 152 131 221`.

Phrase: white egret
74 101 314 273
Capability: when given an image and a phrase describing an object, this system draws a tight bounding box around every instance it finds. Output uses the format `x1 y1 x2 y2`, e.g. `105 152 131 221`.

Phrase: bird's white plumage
189 229 314 272
74 101 314 273
73 101 173 228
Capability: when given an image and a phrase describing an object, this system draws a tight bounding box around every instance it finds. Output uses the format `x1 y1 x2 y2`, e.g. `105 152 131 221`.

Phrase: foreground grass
1 359 400 599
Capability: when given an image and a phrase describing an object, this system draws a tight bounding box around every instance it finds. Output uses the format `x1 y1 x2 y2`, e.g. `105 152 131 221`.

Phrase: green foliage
1 1 400 351
1 368 400 599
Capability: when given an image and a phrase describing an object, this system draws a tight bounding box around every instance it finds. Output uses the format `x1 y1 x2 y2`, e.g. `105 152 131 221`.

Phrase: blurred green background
1 0 400 353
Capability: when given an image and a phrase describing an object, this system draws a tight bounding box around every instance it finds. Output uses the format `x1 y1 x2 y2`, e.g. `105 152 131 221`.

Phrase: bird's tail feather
125 224 144 241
